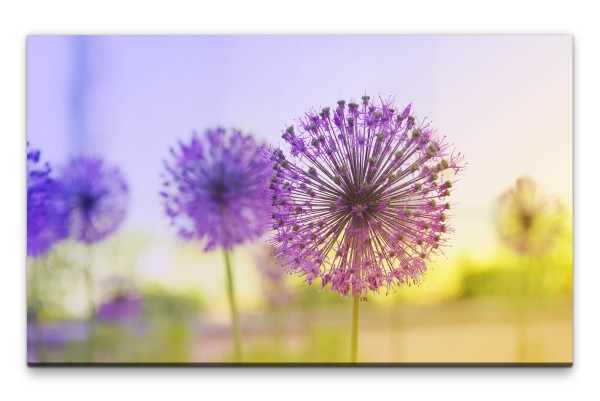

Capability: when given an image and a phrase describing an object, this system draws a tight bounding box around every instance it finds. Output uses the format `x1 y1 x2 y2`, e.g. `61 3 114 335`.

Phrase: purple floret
161 128 271 251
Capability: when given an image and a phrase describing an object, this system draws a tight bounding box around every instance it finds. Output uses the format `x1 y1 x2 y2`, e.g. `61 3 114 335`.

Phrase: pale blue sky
27 35 572 257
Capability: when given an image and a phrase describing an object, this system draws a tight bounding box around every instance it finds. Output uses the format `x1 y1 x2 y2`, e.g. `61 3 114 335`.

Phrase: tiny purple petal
401 103 412 118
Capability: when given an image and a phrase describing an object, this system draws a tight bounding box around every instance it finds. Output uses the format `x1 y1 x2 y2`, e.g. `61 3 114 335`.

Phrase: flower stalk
82 246 97 363
29 258 46 363
223 248 242 362
351 293 360 363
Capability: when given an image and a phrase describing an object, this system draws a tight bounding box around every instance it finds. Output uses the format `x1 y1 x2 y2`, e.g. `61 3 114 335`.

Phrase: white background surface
0 1 595 400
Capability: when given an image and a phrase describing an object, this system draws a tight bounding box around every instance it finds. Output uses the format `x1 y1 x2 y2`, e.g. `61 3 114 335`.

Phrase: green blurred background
27 208 572 364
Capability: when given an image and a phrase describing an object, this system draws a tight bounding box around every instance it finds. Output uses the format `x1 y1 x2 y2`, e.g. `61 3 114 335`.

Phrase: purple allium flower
97 296 142 322
496 176 564 255
268 96 465 299
255 246 295 307
59 157 129 244
161 128 271 251
96 276 142 322
27 145 69 257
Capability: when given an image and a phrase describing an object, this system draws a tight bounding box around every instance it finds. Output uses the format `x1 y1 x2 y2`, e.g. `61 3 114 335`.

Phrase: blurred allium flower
161 128 271 251
96 276 141 322
59 157 129 244
27 145 69 257
255 246 295 308
496 176 563 254
162 128 271 362
268 96 465 299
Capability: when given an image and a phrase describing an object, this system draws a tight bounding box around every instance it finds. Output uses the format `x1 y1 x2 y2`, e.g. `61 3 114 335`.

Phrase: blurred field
27 216 572 365
194 299 571 364
28 297 571 364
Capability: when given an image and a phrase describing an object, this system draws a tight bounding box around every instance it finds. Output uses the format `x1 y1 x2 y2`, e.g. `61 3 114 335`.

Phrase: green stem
273 306 284 362
83 246 96 363
516 298 527 362
29 258 46 363
351 294 360 363
516 254 531 362
223 248 242 362
302 301 315 362
391 305 403 362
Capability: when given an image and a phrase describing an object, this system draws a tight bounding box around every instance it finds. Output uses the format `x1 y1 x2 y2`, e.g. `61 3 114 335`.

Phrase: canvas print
26 35 572 365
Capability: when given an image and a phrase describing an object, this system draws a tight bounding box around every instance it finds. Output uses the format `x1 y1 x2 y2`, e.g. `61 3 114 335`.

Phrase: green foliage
223 326 347 363
460 223 572 302
293 282 347 308
141 286 205 322
88 321 194 363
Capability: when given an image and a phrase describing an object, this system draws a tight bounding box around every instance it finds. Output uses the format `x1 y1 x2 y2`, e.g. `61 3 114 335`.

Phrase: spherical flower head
161 128 272 251
496 176 563 255
27 145 69 257
59 157 129 244
268 96 465 300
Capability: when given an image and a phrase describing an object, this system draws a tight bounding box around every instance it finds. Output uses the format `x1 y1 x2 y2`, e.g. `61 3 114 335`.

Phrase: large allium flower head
496 176 563 255
27 144 69 257
268 96 465 300
161 128 271 251
59 157 129 244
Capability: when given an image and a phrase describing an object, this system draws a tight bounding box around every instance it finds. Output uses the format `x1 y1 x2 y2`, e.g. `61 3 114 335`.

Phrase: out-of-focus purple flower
268 96 465 299
27 145 69 257
161 128 271 251
97 296 142 322
96 276 142 322
59 157 128 244
496 176 564 255
255 246 295 307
